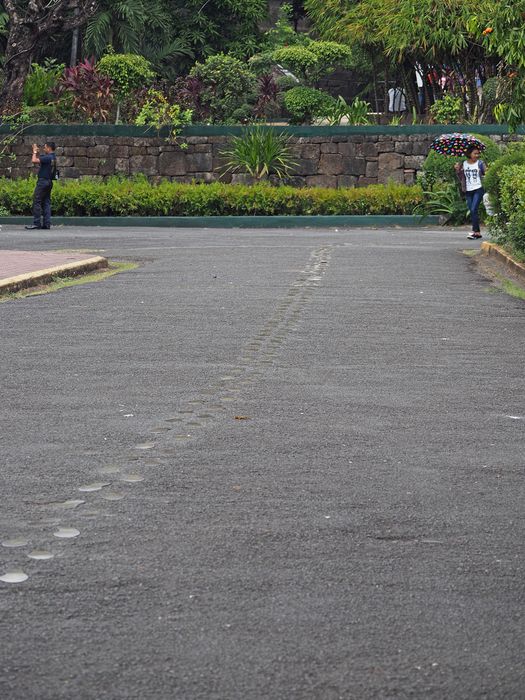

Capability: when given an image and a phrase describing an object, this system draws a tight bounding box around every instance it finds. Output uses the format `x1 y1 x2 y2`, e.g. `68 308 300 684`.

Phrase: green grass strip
0 261 137 302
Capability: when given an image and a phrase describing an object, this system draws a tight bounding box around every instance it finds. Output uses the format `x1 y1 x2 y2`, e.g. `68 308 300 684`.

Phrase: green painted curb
0 215 440 228
0 123 522 137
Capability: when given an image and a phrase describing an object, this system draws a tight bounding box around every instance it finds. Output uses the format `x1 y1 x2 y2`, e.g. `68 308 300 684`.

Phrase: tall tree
304 0 496 117
469 0 525 128
0 0 98 115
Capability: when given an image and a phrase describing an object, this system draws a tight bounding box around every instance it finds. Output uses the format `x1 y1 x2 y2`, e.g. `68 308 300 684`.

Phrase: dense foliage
482 144 525 257
3 0 525 127
1 0 525 127
0 177 423 216
188 54 258 123
494 164 525 257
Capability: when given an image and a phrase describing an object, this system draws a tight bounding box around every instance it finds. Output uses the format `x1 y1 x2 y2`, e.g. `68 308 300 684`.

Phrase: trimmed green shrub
189 54 258 123
0 176 423 217
272 41 352 86
483 142 525 214
272 46 319 82
97 53 155 100
488 160 525 258
283 86 336 124
429 95 463 124
97 52 155 123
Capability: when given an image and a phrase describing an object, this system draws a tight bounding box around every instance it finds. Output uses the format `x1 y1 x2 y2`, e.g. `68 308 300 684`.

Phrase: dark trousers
465 187 484 233
32 178 53 228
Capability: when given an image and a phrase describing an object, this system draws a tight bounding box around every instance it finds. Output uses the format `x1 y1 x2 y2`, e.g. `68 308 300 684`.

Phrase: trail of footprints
0 246 333 584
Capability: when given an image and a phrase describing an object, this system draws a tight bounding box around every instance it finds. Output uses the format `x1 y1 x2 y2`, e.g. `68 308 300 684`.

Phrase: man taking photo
25 142 57 230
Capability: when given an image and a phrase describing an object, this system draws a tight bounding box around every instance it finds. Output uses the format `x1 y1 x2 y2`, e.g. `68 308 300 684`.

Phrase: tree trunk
0 1 97 117
70 27 80 66
0 24 36 115
371 55 380 116
401 60 418 114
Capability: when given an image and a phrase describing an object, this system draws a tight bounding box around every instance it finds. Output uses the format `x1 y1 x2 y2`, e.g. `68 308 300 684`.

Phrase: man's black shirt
38 153 56 180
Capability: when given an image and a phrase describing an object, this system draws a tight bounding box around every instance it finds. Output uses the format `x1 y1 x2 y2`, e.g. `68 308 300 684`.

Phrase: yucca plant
219 126 299 182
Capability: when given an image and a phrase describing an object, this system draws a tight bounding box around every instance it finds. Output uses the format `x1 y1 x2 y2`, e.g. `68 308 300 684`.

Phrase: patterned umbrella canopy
430 133 486 157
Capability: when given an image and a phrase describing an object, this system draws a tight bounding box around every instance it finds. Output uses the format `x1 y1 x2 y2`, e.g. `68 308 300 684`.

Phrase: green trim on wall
0 123 522 138
0 215 440 228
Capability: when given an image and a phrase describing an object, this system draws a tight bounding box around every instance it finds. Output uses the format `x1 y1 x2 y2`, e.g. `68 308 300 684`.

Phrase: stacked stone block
1 132 514 187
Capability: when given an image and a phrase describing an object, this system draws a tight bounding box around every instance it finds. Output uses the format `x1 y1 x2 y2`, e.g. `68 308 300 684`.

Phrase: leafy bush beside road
485 148 525 258
0 176 423 217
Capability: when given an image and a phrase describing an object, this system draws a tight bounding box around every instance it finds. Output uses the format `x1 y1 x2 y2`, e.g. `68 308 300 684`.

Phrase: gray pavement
0 225 523 699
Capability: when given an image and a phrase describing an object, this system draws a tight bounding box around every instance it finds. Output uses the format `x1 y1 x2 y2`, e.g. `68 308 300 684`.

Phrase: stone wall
1 131 517 187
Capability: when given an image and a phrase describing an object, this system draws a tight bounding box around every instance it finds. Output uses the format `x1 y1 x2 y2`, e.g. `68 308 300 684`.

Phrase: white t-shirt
463 161 482 191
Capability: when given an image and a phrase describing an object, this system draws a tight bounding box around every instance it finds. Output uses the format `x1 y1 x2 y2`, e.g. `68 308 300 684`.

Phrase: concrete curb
480 242 525 284
0 255 109 294
0 215 440 229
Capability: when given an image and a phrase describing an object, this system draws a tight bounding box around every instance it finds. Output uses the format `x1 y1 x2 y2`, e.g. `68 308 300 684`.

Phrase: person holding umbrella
454 145 486 239
430 133 487 239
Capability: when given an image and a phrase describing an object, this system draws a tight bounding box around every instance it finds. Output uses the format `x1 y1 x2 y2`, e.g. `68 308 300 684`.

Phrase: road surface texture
0 226 523 699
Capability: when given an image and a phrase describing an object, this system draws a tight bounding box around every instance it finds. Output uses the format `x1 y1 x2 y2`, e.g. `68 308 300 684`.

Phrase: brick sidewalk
0 249 108 293
0 250 99 278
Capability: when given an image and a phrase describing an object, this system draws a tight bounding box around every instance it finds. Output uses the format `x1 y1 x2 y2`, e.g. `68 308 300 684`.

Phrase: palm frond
84 11 113 57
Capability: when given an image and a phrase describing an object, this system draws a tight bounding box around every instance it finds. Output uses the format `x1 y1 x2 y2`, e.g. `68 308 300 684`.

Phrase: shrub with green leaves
272 46 319 83
483 145 525 257
415 182 469 225
272 41 353 86
0 176 423 217
283 86 336 124
23 60 64 107
483 142 525 214
429 95 464 124
308 41 353 76
493 163 525 258
134 89 192 138
97 53 155 101
189 54 258 123
97 52 156 123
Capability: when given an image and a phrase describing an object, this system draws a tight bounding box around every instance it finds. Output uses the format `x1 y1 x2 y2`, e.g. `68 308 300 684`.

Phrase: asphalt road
0 225 524 699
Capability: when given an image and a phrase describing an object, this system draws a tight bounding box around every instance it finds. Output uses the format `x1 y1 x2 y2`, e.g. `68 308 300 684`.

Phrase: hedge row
495 165 525 258
483 144 525 259
0 177 423 217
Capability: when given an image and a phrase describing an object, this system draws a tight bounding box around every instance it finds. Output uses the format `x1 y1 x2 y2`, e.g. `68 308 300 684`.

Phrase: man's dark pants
32 178 53 228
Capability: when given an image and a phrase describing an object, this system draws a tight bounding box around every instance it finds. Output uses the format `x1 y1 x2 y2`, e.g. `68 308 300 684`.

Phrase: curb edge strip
0 215 440 229
480 242 525 283
0 256 109 294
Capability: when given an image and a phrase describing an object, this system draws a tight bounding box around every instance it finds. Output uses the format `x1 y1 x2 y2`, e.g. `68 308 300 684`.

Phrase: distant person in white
454 146 486 239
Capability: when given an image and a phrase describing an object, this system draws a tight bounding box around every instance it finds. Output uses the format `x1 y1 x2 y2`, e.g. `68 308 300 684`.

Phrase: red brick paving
0 250 98 281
